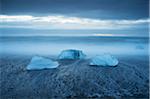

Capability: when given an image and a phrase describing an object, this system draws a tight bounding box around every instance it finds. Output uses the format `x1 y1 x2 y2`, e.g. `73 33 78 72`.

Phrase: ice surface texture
90 54 119 66
58 49 86 59
27 56 59 70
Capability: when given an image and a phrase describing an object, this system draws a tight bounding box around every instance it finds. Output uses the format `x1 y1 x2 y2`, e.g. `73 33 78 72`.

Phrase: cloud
0 15 149 29
2 0 148 19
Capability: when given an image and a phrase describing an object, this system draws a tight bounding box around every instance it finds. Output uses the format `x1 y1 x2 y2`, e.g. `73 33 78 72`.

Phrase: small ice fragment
90 54 119 66
27 56 59 70
58 49 86 59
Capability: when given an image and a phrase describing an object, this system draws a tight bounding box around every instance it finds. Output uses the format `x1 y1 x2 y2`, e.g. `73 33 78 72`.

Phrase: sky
0 0 149 37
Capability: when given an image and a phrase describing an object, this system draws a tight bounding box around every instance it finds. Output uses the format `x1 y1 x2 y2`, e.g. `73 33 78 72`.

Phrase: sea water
0 36 148 56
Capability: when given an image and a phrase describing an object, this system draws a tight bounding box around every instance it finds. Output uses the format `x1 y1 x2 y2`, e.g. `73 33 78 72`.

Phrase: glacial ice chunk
90 54 119 66
27 56 59 70
58 49 86 59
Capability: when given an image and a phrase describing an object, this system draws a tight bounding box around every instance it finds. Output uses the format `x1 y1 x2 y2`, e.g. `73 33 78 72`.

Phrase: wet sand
0 54 149 99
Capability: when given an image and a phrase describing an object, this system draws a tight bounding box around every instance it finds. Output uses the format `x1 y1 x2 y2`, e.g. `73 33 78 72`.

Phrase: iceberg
27 56 59 70
90 54 119 66
58 49 86 59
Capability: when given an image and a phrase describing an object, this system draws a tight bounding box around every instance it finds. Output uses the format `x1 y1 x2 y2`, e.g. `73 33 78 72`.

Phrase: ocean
0 36 148 57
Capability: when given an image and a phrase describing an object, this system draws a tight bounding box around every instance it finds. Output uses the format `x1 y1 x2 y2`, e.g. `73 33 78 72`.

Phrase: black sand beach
0 54 149 99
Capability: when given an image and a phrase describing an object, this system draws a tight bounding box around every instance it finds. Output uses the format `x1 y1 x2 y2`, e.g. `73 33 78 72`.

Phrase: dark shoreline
0 54 149 99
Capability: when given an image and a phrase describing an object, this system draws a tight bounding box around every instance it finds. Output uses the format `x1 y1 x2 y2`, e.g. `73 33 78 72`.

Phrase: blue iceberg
27 56 59 70
90 54 119 66
58 49 86 59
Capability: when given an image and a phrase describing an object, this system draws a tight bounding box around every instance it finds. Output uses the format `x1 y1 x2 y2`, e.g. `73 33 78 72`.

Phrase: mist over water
0 36 148 57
